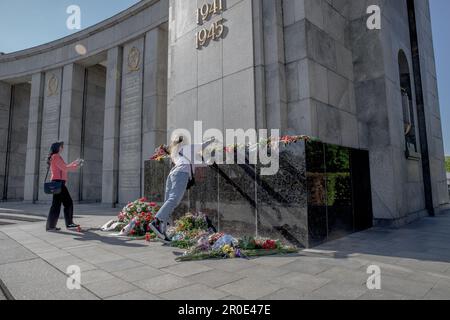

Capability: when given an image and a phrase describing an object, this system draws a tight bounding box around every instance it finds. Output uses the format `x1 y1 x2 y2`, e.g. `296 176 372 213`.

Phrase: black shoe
46 228 61 232
149 219 166 240
160 235 173 244
67 224 80 229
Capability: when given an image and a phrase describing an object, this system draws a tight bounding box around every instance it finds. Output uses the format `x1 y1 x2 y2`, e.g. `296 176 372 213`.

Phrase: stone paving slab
159 283 229 300
83 277 139 299
0 258 99 300
0 204 450 300
105 289 161 300
218 277 282 300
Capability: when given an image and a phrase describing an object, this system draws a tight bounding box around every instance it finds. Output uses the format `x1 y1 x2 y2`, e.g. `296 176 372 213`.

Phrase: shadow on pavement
57 230 148 248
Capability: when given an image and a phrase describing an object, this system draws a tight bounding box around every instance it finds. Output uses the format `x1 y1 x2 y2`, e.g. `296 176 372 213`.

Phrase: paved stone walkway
0 203 450 300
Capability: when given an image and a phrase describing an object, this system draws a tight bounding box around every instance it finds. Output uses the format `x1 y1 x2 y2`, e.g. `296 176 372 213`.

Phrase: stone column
118 39 145 204
38 69 63 202
81 66 106 202
0 81 11 200
261 0 287 133
142 26 168 191
7 83 31 201
102 47 123 206
59 63 85 201
24 73 45 202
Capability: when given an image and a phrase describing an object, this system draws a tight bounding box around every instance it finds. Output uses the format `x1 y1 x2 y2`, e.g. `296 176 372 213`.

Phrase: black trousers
46 181 74 229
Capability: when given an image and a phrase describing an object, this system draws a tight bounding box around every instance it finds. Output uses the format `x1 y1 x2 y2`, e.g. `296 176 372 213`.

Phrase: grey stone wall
164 0 448 225
347 0 414 222
282 0 358 148
24 73 45 202
377 0 426 218
346 0 448 223
102 47 123 205
167 0 256 136
60 64 85 201
81 65 106 202
142 26 169 196
38 68 63 202
118 39 145 203
6 83 31 200
279 0 447 224
413 0 449 208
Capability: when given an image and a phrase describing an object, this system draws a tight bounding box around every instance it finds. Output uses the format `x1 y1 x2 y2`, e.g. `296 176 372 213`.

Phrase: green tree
446 156 450 173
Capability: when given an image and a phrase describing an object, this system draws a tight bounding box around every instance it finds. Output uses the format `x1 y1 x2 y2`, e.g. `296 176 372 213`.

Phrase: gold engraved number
196 19 224 49
196 0 223 24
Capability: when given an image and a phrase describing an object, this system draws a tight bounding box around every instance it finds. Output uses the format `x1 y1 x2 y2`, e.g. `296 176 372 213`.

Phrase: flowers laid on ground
166 213 216 249
100 198 159 240
170 213 298 262
100 204 297 261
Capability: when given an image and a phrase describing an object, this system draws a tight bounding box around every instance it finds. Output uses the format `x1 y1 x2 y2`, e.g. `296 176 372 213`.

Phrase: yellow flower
222 245 235 258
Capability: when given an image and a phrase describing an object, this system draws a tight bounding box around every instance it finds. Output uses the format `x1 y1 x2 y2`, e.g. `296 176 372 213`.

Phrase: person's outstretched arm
201 137 216 149
53 155 79 172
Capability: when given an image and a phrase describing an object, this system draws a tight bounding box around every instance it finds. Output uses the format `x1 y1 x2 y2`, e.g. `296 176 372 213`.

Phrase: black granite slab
144 140 373 248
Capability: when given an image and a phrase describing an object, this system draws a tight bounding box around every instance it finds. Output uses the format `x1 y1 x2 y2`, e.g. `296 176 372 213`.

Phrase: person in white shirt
149 135 215 241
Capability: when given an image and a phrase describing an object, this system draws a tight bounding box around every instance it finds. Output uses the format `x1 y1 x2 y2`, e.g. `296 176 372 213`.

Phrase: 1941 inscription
195 0 225 49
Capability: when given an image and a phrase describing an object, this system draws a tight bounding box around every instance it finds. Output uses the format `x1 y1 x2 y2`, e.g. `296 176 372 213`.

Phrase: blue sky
430 0 450 155
0 0 448 154
0 0 140 52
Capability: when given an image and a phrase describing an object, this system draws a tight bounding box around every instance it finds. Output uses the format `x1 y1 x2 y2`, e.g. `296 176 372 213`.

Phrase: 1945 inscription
195 0 225 49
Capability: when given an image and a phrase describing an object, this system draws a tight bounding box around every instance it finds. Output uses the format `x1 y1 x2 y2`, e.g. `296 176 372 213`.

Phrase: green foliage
170 239 196 249
238 236 257 250
446 157 450 173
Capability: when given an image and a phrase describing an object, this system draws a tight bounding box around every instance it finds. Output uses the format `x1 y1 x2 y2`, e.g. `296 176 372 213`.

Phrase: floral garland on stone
150 135 315 162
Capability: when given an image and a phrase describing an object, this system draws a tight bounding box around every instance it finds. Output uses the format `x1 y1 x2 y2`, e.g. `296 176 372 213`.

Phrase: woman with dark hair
46 141 83 232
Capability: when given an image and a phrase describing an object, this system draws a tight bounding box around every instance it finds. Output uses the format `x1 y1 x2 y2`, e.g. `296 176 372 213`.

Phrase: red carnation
262 239 277 250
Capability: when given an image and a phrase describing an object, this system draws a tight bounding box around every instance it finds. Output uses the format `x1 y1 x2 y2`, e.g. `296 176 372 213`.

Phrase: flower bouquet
176 233 297 262
150 145 170 161
167 212 216 249
101 198 160 240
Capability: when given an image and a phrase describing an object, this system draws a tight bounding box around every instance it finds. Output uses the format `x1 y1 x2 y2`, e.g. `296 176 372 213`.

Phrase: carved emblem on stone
47 74 59 96
127 47 140 71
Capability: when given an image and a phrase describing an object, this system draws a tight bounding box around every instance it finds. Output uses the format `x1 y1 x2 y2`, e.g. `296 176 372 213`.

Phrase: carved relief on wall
127 47 141 72
47 73 59 96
